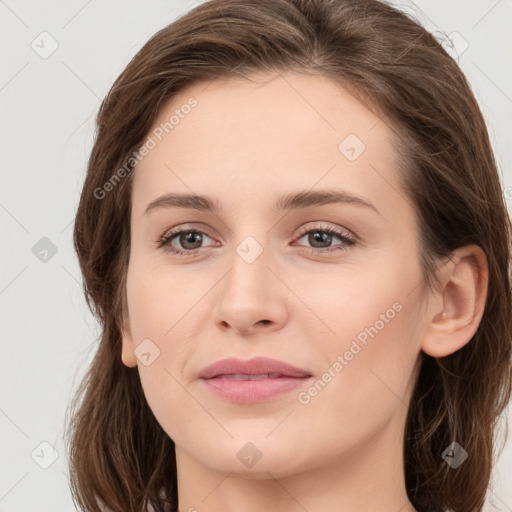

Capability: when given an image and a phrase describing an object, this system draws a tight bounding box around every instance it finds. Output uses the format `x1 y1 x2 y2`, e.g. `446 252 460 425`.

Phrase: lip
198 356 313 404
199 356 311 379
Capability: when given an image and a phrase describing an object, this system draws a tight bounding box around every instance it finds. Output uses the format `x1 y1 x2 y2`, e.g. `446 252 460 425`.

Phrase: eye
292 223 356 255
156 226 217 257
156 222 356 257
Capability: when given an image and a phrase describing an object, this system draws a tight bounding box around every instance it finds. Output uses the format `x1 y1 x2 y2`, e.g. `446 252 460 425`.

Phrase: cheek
295 301 419 457
124 262 203 432
299 260 407 346
125 261 195 341
303 257 422 405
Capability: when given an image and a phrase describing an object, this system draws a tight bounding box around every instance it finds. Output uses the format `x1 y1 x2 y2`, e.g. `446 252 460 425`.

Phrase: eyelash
156 223 356 257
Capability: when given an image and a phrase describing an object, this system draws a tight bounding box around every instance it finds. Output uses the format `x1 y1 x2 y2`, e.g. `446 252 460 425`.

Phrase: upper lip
199 356 312 379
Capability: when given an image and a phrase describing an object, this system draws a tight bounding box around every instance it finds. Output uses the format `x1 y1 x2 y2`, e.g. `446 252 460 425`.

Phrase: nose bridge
211 228 287 334
227 207 296 288
227 232 271 299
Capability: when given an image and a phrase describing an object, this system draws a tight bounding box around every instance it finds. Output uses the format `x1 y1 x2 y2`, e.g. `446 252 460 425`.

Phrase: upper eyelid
296 223 352 237
160 222 355 245
160 223 216 241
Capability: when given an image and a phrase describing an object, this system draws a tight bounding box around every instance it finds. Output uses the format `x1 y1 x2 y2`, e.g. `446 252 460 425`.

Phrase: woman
65 0 512 511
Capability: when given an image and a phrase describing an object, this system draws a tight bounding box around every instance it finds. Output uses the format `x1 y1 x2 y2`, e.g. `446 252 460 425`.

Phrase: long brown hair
66 0 512 510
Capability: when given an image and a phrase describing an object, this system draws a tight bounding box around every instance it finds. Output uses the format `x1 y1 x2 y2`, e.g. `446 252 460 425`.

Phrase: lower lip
201 376 312 403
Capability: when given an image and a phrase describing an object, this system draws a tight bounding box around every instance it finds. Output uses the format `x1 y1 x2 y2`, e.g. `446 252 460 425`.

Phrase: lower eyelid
158 226 355 254
159 230 216 250
293 233 355 252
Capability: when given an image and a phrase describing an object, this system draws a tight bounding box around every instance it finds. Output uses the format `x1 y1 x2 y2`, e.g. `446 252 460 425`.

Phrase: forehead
132 71 406 222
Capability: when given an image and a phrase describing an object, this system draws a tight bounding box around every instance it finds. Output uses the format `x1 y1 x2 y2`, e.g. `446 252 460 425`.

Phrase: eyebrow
144 189 380 216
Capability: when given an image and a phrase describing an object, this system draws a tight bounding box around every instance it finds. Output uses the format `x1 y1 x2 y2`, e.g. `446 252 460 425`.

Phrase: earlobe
421 245 488 358
120 317 138 368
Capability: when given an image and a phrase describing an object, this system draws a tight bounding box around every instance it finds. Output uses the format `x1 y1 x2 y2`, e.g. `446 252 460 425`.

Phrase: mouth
199 357 313 403
211 372 303 380
198 356 312 379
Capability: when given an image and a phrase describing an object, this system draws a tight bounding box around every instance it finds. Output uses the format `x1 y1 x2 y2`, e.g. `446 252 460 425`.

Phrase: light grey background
1 0 511 510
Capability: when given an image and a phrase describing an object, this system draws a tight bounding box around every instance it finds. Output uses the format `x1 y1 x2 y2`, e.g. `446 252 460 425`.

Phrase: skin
120 71 488 512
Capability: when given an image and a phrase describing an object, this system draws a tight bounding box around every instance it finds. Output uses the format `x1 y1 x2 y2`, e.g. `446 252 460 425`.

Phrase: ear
120 314 138 368
421 244 489 358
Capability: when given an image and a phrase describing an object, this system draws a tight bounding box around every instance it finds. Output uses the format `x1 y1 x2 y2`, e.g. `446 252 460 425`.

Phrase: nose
212 244 289 337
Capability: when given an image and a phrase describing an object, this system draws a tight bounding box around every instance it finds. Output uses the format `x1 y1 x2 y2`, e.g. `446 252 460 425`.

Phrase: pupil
310 231 331 248
181 232 202 249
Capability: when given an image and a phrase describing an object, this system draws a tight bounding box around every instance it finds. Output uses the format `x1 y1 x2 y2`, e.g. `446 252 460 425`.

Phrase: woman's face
121 71 432 480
